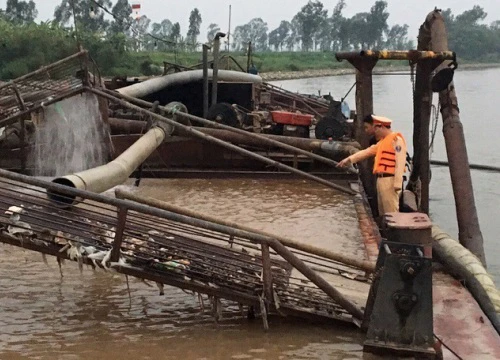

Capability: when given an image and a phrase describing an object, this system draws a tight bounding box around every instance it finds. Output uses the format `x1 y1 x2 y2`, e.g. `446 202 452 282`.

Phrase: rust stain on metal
433 272 500 359
353 191 381 262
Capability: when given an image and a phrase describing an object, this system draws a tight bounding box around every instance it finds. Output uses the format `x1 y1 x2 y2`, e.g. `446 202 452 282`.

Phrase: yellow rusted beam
336 50 455 62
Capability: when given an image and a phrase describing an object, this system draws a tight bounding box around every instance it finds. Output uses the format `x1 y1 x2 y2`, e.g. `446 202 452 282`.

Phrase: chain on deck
0 170 369 325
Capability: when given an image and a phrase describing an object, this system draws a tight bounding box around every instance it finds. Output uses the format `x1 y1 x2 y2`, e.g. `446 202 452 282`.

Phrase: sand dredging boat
0 8 498 359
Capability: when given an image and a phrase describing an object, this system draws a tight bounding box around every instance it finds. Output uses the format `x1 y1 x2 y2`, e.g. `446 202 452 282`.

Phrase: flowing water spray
32 93 109 176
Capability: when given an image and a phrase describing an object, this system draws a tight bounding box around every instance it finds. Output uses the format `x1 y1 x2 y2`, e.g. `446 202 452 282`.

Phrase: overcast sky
1 0 499 42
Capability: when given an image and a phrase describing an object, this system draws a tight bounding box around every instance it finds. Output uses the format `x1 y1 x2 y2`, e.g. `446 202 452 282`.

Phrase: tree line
0 0 499 79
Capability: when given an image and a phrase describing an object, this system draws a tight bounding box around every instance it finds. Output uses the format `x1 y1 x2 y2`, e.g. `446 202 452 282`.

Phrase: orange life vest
373 132 405 174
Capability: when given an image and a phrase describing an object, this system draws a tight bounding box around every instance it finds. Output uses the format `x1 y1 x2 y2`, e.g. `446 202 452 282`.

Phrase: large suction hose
47 124 169 206
117 70 262 98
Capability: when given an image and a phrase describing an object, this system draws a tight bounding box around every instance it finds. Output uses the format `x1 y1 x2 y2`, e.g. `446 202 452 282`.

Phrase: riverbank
259 62 500 81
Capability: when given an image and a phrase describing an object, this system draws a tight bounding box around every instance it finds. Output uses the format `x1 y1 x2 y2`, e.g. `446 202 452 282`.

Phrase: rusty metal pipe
212 33 226 107
108 119 360 157
91 88 357 195
108 118 147 134
428 10 486 265
409 18 439 214
169 117 357 173
203 44 210 118
335 50 455 62
47 125 168 206
194 128 360 159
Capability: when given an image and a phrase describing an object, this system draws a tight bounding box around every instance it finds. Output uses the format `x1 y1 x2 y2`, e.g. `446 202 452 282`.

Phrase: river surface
0 68 498 359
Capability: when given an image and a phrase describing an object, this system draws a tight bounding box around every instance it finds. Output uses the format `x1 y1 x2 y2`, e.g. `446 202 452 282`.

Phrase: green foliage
54 0 111 33
443 6 500 62
295 0 327 51
0 1 499 80
186 8 202 50
233 18 268 51
5 0 37 25
0 19 74 79
109 0 132 35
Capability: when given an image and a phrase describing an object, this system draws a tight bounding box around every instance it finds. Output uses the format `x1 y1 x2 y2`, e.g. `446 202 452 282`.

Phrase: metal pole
11 84 27 172
410 58 436 213
408 15 443 214
269 239 364 320
261 243 273 304
227 5 232 52
92 88 357 195
202 44 210 118
110 206 128 262
247 42 252 73
428 10 486 265
349 59 378 216
430 160 500 173
212 33 226 107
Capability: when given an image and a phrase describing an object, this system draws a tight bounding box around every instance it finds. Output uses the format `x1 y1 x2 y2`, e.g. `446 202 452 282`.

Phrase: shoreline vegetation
143 50 500 82
1 2 500 81
259 62 500 81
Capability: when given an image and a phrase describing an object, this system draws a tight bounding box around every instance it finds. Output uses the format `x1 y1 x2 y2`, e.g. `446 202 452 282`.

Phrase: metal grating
0 169 368 324
0 51 94 124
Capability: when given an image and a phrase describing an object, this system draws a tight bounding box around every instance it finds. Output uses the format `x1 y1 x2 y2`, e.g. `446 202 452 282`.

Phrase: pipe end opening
47 178 77 207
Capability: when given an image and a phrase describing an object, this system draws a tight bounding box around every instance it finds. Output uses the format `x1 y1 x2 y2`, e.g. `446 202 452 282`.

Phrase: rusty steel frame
0 168 365 322
335 50 456 62
2 178 346 318
10 84 28 171
0 87 86 128
259 83 329 117
0 51 87 92
0 50 95 137
113 189 364 320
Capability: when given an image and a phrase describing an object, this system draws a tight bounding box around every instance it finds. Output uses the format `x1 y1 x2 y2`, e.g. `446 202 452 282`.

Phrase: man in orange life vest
337 115 407 216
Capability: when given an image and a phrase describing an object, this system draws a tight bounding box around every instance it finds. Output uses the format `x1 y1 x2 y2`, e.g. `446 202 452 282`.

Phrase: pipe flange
164 101 191 126
153 120 174 136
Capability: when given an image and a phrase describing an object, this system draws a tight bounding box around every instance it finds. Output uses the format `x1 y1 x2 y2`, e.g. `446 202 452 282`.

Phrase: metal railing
0 168 365 325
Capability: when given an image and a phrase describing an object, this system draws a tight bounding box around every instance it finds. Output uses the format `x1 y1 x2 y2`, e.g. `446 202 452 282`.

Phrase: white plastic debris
5 205 25 222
